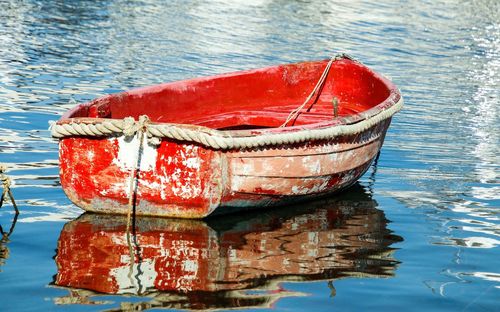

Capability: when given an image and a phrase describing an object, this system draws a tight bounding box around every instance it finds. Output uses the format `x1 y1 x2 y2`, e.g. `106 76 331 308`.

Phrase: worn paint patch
113 135 158 171
230 138 381 178
60 135 224 218
60 119 386 217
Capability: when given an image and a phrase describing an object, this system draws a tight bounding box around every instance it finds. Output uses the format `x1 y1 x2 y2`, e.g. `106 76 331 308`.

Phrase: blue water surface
0 0 499 311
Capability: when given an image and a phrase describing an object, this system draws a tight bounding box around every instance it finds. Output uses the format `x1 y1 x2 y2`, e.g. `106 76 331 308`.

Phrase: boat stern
58 135 225 218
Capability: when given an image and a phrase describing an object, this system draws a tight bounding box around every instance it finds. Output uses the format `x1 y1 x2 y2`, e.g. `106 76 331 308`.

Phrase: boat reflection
53 184 402 310
0 212 18 272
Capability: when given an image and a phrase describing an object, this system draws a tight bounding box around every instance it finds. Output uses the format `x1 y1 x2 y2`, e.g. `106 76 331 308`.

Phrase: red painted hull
56 58 402 218
53 191 401 309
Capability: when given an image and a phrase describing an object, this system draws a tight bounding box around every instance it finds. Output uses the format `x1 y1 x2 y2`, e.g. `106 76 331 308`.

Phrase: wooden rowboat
51 55 403 218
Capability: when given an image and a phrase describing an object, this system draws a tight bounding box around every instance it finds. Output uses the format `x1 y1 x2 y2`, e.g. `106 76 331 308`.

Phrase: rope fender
50 98 403 150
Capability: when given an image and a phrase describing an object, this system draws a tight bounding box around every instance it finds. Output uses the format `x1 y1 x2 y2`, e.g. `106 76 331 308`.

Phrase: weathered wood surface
57 58 401 218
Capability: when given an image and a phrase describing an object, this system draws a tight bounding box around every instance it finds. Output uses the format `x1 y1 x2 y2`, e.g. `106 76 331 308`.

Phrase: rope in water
0 165 18 213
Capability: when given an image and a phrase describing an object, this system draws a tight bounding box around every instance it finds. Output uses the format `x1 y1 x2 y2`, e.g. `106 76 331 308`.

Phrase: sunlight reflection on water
0 0 498 311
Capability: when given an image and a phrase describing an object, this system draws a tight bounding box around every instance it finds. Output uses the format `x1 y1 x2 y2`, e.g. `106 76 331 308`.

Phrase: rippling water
0 0 498 311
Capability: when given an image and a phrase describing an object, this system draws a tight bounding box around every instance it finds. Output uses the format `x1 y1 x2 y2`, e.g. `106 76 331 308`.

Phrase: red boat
51 55 402 218
53 189 401 310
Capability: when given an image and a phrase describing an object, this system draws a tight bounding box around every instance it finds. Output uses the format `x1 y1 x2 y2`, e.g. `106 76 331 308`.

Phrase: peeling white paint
136 180 161 197
111 233 127 246
87 150 95 162
231 175 244 191
112 135 158 172
184 156 201 170
182 259 199 273
291 179 329 195
110 181 131 197
291 185 302 195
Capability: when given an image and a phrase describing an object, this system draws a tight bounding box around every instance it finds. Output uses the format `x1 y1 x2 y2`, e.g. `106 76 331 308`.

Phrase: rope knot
122 117 139 137
0 164 18 214
122 115 150 137
122 115 161 146
138 115 150 131
0 165 10 190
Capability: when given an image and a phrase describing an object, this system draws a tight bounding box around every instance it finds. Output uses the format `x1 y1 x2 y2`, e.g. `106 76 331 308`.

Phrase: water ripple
0 0 499 310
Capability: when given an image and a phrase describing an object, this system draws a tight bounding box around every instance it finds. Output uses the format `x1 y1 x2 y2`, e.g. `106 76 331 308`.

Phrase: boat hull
59 119 391 218
55 57 402 218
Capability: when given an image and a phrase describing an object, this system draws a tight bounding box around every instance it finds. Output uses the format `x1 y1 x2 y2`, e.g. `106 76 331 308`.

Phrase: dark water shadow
51 183 402 310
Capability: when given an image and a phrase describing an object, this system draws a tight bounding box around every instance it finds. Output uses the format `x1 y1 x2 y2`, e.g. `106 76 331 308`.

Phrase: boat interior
65 59 391 130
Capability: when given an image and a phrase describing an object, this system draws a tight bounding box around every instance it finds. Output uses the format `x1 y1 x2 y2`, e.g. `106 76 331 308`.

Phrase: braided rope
0 165 18 213
50 97 403 149
0 165 11 191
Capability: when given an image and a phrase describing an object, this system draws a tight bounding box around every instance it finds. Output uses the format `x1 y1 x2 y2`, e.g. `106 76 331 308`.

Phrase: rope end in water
0 164 19 213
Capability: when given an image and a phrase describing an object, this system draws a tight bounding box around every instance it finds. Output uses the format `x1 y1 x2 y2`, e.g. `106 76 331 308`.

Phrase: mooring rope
0 165 10 191
280 56 336 127
0 165 18 213
124 116 150 277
